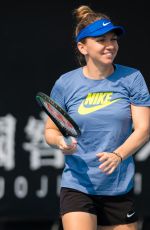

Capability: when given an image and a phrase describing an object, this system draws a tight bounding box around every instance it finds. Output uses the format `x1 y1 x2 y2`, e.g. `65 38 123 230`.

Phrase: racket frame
36 92 81 138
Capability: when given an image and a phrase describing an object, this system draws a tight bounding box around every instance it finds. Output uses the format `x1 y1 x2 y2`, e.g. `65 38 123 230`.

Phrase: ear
77 42 88 55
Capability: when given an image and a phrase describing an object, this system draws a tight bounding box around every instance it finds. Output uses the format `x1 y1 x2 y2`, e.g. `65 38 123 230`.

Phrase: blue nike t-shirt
50 64 150 195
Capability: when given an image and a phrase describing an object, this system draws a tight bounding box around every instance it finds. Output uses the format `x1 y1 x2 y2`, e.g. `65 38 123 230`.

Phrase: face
77 32 119 65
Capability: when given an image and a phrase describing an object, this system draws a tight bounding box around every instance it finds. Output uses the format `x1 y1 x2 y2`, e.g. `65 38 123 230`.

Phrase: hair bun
73 5 94 23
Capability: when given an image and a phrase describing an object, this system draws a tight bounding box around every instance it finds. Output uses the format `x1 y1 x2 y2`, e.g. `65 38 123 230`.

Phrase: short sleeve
129 71 150 106
50 77 66 110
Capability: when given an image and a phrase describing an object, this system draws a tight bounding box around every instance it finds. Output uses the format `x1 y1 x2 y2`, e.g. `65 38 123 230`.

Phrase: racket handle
63 136 72 145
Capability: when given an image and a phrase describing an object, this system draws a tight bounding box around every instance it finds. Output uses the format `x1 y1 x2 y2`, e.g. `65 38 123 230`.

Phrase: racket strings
44 101 77 136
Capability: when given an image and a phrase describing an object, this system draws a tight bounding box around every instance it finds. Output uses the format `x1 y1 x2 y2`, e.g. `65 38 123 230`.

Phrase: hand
96 152 121 174
57 136 77 154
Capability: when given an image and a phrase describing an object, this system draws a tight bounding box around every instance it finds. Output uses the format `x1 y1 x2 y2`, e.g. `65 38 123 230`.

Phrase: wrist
56 135 63 146
112 151 123 162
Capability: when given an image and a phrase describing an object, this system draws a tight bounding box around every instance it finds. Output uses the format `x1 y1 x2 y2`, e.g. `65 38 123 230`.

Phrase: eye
111 37 118 41
95 37 106 43
94 36 118 43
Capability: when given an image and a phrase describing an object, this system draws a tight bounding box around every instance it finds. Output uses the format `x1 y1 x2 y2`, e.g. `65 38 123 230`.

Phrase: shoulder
57 67 82 83
115 64 143 84
115 64 140 75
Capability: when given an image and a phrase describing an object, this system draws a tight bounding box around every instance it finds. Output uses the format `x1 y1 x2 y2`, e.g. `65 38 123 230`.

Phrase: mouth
104 52 114 57
104 50 117 59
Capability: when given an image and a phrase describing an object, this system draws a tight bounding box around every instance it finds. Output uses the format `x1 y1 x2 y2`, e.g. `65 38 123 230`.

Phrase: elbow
146 125 150 141
135 127 150 144
44 130 50 145
145 132 150 142
143 128 150 143
44 127 49 144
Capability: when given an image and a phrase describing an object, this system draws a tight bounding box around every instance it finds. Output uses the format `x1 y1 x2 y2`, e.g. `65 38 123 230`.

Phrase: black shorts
60 187 138 226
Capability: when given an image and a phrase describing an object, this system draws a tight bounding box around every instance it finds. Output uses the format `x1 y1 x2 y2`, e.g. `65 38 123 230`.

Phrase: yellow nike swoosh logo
78 99 121 115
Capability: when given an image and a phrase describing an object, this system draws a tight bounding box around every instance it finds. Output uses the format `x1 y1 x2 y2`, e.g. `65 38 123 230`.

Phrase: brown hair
73 5 110 66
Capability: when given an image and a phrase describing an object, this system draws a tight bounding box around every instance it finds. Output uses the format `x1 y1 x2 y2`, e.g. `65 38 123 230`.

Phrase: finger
62 147 76 154
96 152 105 157
98 153 111 162
99 160 111 169
63 137 77 148
60 142 74 150
96 152 109 161
99 159 117 172
101 163 114 173
60 144 75 151
60 141 77 152
106 166 116 175
62 150 75 154
98 155 108 162
71 137 77 144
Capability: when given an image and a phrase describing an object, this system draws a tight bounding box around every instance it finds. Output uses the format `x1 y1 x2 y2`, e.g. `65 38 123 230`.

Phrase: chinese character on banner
0 114 16 170
23 112 64 170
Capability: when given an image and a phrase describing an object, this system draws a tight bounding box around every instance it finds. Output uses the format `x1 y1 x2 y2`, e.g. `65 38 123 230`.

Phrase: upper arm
131 105 150 133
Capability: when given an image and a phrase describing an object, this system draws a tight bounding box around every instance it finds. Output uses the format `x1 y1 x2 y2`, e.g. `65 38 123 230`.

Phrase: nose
104 39 115 47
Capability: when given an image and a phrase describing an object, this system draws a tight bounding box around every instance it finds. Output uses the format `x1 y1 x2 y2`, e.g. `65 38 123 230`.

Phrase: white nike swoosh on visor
103 22 111 26
126 212 135 218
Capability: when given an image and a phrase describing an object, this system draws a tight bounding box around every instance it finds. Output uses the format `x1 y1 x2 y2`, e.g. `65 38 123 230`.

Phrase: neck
83 62 114 80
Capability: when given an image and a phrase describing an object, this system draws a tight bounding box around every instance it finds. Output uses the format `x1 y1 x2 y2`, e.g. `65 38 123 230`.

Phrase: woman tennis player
44 5 150 230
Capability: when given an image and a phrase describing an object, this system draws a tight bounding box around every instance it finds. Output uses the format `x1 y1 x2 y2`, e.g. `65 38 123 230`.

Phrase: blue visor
76 19 125 42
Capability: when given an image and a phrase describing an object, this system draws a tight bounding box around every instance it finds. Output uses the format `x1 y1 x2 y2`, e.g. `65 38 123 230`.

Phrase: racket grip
63 136 72 145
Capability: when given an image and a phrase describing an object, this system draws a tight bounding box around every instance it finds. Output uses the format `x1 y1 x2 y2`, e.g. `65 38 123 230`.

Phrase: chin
103 60 114 65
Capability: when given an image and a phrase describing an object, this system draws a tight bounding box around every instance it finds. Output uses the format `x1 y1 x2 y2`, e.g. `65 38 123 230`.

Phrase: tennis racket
35 92 81 145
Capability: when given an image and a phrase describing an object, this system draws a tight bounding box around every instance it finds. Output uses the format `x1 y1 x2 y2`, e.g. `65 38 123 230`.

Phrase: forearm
44 128 63 146
114 129 150 160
